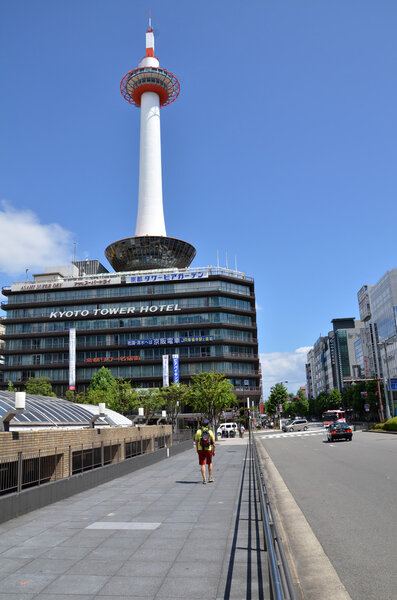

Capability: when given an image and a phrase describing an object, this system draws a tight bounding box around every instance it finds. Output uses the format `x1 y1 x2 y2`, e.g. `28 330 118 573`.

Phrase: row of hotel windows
4 345 256 366
4 362 258 382
4 329 255 351
5 312 253 334
6 295 252 319
5 280 251 305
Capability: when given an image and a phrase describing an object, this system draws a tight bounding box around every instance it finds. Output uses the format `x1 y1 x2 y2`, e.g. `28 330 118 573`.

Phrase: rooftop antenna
73 242 77 264
148 10 152 31
217 249 219 268
225 251 228 270
25 268 29 281
235 255 238 273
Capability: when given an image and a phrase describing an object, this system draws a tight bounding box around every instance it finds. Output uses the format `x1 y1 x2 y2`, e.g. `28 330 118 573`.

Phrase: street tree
115 378 139 415
86 366 118 410
159 382 188 430
267 382 288 415
7 381 17 392
25 377 56 397
133 389 165 424
328 388 342 410
186 371 235 431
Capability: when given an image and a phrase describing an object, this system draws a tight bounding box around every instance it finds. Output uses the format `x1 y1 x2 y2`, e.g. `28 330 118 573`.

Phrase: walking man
195 418 215 484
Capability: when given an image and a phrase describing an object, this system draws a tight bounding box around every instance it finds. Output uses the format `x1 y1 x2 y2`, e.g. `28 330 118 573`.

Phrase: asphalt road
256 428 397 600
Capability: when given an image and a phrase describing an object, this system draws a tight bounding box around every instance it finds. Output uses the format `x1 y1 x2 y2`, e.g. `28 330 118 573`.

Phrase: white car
217 422 238 437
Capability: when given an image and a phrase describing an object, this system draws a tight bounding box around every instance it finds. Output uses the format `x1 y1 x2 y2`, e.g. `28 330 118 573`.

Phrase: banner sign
86 356 140 363
389 379 397 391
172 354 179 383
11 276 121 292
162 355 169 387
49 304 181 319
127 335 214 346
69 328 76 391
127 271 208 284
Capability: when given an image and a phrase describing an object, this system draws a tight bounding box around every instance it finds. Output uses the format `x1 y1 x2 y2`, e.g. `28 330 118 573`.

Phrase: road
256 428 397 600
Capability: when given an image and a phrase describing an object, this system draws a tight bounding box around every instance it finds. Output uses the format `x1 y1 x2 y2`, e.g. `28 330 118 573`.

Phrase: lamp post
378 340 394 420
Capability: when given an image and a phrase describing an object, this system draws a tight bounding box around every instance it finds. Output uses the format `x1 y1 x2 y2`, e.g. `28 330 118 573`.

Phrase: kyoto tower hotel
0 20 261 408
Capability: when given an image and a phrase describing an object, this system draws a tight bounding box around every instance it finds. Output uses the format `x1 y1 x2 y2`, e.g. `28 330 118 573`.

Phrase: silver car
282 418 309 432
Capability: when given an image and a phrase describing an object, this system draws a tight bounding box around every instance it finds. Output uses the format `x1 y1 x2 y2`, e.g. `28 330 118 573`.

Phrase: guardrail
250 427 298 600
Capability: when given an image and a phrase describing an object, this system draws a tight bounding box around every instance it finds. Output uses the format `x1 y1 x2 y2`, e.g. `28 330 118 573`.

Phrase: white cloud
0 201 73 277
260 346 312 399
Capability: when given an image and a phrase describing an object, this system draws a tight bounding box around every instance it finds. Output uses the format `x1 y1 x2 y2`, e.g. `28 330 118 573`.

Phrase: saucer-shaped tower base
105 236 196 272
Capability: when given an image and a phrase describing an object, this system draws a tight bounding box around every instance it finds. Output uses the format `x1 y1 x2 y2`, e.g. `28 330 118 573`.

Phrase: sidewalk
0 436 268 599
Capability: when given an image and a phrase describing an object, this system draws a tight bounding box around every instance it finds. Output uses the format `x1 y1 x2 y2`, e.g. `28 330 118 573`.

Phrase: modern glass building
0 264 261 407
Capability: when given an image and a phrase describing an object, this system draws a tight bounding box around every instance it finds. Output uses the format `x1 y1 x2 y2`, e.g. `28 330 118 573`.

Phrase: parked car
217 422 238 437
282 418 309 432
327 422 353 442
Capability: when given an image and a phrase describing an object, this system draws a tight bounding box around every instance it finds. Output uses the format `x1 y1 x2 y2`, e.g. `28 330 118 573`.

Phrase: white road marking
86 522 161 530
257 430 326 440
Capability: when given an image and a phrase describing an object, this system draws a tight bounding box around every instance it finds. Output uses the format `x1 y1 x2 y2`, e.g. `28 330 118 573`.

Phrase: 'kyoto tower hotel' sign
105 17 196 272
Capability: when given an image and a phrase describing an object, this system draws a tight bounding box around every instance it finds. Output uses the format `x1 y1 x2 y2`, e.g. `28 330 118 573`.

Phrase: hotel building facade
1 263 261 407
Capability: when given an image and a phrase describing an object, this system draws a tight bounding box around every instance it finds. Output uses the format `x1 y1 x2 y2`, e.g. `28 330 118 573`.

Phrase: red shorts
198 450 213 465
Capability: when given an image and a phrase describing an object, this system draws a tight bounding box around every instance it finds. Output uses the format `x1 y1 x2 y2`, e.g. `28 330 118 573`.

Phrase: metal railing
250 427 298 600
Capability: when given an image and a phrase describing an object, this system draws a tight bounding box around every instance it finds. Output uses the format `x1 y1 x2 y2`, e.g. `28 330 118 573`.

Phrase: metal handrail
250 426 298 600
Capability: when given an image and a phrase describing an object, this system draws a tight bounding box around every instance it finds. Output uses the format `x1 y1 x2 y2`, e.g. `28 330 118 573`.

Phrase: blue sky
1 1 397 397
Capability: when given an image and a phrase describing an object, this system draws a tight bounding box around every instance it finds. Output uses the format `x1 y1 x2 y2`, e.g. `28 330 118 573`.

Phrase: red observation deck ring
120 67 180 107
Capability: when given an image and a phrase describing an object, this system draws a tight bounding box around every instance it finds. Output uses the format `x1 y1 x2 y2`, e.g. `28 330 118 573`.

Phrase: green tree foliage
186 371 235 427
86 366 118 409
25 377 56 397
238 406 250 427
296 388 306 402
133 389 165 424
114 378 139 415
7 381 17 392
267 383 288 414
159 382 188 430
64 390 87 404
328 388 342 409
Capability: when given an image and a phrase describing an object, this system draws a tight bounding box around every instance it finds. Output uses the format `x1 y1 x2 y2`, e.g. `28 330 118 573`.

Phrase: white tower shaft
135 91 166 237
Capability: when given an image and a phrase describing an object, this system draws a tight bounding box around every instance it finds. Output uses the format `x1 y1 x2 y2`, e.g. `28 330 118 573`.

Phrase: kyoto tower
105 17 196 272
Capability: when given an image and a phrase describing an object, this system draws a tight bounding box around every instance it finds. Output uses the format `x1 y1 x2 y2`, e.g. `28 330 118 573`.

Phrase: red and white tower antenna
106 18 195 272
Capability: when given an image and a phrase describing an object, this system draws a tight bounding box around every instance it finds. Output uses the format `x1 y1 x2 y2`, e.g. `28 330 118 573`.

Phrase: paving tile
1 546 47 559
156 575 219 598
65 559 126 576
38 596 94 600
166 560 223 578
14 557 76 575
118 560 172 577
0 594 36 600
41 574 109 595
131 546 181 563
0 573 57 594
0 557 34 575
97 575 163 596
40 545 92 560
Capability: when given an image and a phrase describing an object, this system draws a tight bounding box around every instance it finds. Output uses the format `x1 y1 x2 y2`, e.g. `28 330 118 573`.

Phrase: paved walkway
0 436 268 599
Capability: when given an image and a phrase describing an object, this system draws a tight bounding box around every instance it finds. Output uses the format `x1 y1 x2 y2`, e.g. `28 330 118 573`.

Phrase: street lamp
377 340 395 420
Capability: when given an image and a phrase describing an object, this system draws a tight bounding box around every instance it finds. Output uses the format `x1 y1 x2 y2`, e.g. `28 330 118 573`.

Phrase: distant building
357 269 397 416
306 319 364 398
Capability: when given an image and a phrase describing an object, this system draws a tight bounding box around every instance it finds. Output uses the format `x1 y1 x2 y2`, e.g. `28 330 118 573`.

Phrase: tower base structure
105 236 196 272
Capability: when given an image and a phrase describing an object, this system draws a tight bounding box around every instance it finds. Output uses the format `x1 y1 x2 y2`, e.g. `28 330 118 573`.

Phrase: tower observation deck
105 18 196 272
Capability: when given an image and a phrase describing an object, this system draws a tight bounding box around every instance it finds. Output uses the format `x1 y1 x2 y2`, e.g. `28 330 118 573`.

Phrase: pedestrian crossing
256 429 326 440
